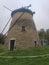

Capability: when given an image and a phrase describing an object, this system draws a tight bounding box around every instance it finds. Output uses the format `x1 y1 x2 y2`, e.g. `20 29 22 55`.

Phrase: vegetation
0 33 5 44
1 46 49 56
0 46 49 65
0 45 5 53
0 56 49 65
38 29 49 45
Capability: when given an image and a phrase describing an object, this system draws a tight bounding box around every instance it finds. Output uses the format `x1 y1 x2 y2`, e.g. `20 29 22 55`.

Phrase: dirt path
0 54 49 58
0 52 8 55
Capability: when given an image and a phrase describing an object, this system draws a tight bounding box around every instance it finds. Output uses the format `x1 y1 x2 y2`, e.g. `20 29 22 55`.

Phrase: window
34 41 37 48
22 26 25 31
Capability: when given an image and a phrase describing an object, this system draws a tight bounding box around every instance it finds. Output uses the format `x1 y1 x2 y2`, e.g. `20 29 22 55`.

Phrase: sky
0 0 49 33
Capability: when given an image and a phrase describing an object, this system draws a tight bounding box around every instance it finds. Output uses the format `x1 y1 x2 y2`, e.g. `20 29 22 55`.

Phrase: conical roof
11 7 35 17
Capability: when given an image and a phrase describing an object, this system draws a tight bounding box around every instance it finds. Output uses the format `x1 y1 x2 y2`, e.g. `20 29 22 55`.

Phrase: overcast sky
0 0 49 33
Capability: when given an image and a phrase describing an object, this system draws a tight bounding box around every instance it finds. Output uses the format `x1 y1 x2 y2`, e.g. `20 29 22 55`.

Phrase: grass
0 45 5 53
2 46 49 56
0 46 49 65
0 56 49 65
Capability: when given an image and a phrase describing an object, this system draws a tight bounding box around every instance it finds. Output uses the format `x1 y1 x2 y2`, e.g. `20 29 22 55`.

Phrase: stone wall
4 12 41 50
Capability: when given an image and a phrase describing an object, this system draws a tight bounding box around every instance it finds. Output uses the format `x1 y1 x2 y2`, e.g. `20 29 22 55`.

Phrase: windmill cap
11 7 35 17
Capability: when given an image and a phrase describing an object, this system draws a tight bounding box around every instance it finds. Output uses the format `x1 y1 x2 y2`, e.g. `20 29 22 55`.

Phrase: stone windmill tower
4 5 41 51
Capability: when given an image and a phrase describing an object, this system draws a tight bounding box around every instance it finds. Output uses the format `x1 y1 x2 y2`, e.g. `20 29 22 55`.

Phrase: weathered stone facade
4 8 41 50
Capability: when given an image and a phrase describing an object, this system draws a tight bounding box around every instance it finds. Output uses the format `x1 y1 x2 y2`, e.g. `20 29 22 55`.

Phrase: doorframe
8 38 16 50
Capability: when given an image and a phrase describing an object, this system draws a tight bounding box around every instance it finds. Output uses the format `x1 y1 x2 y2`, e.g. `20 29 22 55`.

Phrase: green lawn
0 56 49 65
2 46 49 56
0 46 49 65
0 45 5 53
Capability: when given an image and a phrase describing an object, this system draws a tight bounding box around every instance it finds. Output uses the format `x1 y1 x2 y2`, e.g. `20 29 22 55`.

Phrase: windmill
2 4 41 51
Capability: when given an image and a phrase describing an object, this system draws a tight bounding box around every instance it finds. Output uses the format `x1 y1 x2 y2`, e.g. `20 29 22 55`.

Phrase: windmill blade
3 5 12 11
0 17 11 40
0 17 11 34
8 12 25 32
1 11 25 40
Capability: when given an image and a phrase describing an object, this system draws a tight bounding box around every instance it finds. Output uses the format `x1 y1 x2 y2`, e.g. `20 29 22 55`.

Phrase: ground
0 57 49 65
0 45 49 65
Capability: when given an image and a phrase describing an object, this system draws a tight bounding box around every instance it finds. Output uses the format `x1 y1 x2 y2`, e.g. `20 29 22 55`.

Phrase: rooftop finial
24 4 31 9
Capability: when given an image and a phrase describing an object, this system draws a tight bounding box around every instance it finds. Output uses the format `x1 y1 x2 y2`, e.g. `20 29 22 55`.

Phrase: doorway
10 40 15 51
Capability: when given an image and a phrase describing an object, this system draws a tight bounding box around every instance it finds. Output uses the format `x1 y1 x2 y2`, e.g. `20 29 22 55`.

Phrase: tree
0 33 4 44
38 29 49 46
38 29 45 39
45 29 49 45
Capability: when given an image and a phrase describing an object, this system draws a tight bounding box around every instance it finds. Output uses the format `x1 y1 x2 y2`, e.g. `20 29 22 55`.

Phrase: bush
0 33 5 44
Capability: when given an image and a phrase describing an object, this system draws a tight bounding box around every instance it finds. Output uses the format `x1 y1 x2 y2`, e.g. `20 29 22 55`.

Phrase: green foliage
0 33 5 44
45 29 49 43
0 46 49 65
0 45 5 53
38 29 49 45
2 46 49 56
38 29 45 39
0 57 49 65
